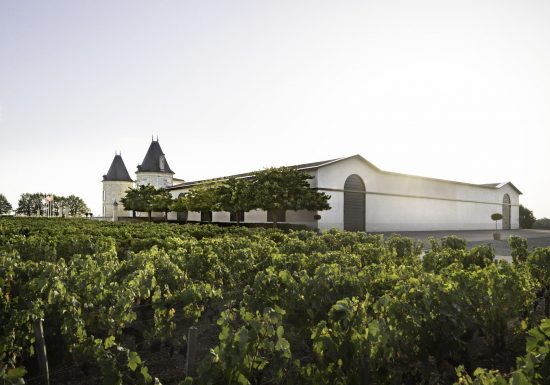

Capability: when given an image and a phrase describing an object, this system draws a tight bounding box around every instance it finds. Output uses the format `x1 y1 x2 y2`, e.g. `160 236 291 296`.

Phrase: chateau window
159 155 165 171
103 190 106 201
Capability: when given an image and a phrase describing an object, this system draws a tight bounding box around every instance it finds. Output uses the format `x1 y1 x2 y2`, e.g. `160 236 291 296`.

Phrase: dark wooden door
344 175 366 231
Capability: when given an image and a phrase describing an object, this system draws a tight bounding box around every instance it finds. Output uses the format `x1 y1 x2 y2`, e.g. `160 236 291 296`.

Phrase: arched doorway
344 174 366 231
502 194 511 230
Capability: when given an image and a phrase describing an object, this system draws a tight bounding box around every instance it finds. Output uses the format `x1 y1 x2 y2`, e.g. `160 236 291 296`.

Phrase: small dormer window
159 155 165 171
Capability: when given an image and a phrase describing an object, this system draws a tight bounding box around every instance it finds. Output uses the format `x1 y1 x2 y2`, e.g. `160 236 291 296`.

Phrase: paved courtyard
376 229 550 257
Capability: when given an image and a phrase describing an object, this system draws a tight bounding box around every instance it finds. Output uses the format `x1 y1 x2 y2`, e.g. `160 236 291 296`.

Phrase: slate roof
137 140 174 174
103 155 133 182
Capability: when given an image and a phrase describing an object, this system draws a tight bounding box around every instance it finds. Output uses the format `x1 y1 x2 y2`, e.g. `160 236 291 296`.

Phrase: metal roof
167 154 522 194
167 157 343 190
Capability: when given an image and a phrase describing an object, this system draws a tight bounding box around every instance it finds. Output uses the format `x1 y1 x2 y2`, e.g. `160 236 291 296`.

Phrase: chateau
102 139 521 231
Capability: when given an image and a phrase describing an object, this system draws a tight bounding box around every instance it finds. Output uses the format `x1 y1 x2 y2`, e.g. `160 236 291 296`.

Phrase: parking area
376 229 550 257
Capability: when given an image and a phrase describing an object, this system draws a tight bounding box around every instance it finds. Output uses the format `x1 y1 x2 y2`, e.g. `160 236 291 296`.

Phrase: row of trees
9 193 90 217
518 204 550 229
121 167 331 226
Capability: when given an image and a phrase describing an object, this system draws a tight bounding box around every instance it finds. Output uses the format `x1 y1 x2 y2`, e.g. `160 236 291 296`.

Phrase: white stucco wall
102 181 133 218
165 158 520 232
286 209 318 229
240 209 266 223
136 172 173 189
316 157 520 232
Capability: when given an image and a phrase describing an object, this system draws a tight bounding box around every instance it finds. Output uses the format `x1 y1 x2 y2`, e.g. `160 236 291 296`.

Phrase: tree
251 167 331 228
491 213 503 231
121 187 142 217
0 194 12 215
533 218 550 230
185 182 223 214
150 189 174 221
519 204 536 229
170 194 189 222
54 196 68 217
16 193 44 216
65 195 90 217
216 177 255 225
120 185 159 221
170 194 188 213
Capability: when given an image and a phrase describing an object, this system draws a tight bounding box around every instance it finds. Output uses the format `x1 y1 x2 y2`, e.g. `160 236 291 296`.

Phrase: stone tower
102 154 134 218
135 139 175 189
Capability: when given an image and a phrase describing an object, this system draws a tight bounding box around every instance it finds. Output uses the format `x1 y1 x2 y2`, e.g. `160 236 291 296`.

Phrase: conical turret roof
137 140 174 174
103 154 133 182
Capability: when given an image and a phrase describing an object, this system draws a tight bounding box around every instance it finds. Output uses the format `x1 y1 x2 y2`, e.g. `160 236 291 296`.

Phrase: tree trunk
164 211 168 222
132 210 136 218
148 211 152 222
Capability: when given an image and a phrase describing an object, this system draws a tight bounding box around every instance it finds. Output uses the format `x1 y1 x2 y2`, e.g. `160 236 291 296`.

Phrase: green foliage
120 186 144 216
199 307 291 384
519 205 536 229
170 194 188 213
216 177 255 224
150 189 174 219
455 318 550 384
508 236 529 265
251 167 330 214
533 217 550 230
441 235 467 250
185 182 223 213
15 193 44 216
14 193 89 217
0 194 12 215
121 185 170 220
64 194 90 216
526 247 550 285
171 168 331 227
491 213 503 231
303 296 373 385
423 247 464 272
0 218 548 384
386 234 422 261
463 244 495 268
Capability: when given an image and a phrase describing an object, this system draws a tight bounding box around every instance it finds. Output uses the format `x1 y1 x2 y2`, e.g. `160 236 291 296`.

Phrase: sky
0 0 549 218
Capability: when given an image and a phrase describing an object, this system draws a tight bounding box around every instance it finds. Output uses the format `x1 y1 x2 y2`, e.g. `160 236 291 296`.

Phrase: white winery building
102 139 521 231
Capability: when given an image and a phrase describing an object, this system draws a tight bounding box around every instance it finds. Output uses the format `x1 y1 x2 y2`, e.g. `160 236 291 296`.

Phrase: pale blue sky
1 0 549 218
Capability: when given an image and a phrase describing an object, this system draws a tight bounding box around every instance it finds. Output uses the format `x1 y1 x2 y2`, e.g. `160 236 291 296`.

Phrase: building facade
102 141 521 231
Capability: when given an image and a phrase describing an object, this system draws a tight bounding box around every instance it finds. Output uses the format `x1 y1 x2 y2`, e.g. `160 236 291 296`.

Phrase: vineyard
1 218 549 385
